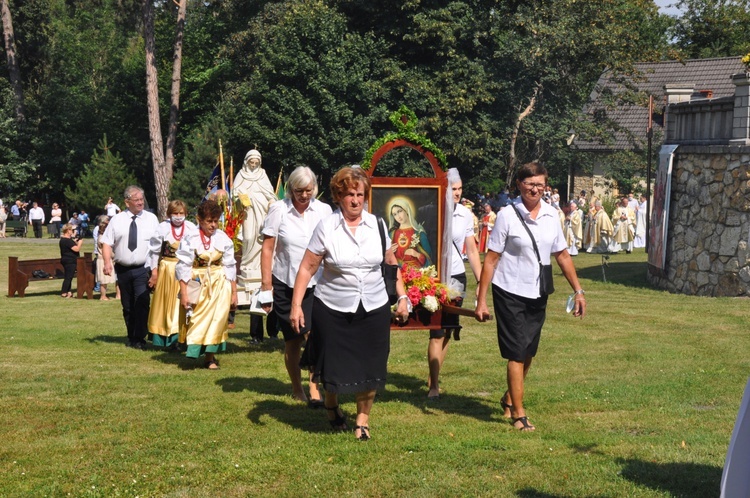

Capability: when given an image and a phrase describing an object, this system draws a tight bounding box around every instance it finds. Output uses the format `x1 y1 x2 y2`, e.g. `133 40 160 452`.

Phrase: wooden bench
8 253 96 299
5 220 27 237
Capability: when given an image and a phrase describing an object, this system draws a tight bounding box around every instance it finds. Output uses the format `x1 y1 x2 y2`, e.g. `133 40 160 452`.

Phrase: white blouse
175 227 237 282
306 209 389 313
147 220 197 269
261 198 332 288
450 203 475 276
488 198 567 299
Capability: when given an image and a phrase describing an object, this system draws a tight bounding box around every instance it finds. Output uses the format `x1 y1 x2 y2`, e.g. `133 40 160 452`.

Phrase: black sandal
307 398 325 409
512 416 535 432
325 405 348 431
354 425 370 441
500 391 513 416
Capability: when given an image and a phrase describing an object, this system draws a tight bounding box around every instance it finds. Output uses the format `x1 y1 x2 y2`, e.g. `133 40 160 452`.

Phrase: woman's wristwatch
574 289 585 297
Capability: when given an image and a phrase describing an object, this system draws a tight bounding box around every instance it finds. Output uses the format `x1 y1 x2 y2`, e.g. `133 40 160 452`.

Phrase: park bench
5 220 27 237
7 253 96 299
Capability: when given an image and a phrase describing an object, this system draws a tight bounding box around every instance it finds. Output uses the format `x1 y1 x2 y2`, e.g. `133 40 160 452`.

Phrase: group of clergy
561 194 648 255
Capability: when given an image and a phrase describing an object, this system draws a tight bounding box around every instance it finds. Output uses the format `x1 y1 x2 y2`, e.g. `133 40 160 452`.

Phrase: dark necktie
128 215 137 252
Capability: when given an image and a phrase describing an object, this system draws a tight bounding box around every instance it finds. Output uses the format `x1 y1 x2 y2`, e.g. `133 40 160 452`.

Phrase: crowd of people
4 161 600 439
467 187 649 258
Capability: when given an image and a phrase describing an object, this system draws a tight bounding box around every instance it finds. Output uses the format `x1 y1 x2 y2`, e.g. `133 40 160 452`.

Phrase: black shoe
132 341 147 351
250 338 262 344
307 398 325 409
325 405 348 431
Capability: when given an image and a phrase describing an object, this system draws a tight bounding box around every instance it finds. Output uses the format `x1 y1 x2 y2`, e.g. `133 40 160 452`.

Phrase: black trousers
115 264 151 344
31 219 43 238
60 262 76 294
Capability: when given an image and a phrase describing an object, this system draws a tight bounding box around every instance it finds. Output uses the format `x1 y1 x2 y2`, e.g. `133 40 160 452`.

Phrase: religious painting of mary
385 195 433 269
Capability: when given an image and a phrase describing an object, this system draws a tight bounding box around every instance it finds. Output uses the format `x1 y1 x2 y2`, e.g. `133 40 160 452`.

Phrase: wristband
397 295 413 313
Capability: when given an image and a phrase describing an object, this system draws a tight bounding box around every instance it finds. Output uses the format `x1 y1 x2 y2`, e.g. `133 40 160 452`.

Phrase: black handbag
377 216 399 305
511 205 555 296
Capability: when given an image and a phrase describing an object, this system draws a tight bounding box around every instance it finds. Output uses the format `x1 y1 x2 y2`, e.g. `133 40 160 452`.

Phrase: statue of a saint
233 149 276 301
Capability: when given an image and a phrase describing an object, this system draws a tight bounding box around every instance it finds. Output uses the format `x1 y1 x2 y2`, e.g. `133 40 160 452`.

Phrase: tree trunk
506 82 541 187
164 0 187 214
1 0 25 121
143 0 166 218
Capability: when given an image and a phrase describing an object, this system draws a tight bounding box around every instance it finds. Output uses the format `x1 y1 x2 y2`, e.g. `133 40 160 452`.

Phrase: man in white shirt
101 186 159 350
28 202 45 238
105 197 121 217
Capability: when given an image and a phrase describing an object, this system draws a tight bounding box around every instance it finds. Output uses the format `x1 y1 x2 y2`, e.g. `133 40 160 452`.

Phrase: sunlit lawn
0 237 745 497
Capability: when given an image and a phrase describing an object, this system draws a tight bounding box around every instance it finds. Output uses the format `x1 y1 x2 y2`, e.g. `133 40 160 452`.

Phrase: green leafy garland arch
362 105 448 170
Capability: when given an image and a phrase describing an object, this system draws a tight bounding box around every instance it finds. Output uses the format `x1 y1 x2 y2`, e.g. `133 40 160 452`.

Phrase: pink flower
407 286 422 306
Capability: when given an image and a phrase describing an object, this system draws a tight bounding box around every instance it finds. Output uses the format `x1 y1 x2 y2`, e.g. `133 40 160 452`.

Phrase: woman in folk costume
176 200 238 369
147 200 196 349
610 197 635 253
478 203 496 253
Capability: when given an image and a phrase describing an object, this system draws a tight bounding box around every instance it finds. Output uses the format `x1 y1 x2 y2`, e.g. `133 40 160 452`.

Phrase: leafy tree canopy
65 135 137 216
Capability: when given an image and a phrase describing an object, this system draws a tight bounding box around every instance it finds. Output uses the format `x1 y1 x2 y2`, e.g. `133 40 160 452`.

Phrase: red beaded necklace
199 228 212 250
171 221 185 241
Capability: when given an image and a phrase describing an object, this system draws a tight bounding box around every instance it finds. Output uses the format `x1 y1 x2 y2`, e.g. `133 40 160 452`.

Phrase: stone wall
647 145 750 296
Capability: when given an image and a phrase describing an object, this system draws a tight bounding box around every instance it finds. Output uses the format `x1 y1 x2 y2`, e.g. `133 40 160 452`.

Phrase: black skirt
492 284 548 361
308 297 391 395
272 275 314 341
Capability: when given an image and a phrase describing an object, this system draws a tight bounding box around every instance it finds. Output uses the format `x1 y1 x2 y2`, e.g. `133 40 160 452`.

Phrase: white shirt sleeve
261 200 285 238
218 231 237 282
175 230 198 282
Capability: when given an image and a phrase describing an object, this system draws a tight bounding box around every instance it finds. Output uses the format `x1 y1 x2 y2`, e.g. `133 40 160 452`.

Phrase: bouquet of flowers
400 265 461 313
218 193 249 252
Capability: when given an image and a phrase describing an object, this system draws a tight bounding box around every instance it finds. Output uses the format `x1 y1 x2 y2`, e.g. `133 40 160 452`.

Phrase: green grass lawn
0 238 745 497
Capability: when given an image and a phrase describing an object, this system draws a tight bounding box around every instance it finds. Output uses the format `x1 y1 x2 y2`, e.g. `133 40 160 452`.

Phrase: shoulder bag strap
376 216 386 261
511 204 543 266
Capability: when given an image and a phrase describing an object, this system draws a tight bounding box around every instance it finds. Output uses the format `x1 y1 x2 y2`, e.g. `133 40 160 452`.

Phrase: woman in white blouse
475 162 586 432
290 167 410 441
176 200 238 369
50 202 62 238
260 166 332 406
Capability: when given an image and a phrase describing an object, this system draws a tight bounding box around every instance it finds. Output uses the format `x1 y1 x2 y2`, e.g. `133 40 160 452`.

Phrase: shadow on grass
216 376 289 396
214 371 497 428
381 371 497 421
515 490 569 498
245 398 334 433
86 334 129 346
575 259 650 289
616 458 722 497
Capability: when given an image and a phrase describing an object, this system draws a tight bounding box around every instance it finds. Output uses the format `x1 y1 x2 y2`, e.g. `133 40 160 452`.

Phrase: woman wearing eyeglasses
475 162 586 432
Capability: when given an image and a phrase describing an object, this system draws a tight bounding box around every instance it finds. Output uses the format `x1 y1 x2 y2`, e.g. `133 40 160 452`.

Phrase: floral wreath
362 105 448 170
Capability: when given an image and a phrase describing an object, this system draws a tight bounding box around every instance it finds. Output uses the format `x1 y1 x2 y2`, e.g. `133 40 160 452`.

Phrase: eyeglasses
521 181 546 190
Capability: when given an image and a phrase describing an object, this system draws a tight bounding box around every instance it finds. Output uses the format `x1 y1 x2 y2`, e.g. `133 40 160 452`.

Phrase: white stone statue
233 149 276 302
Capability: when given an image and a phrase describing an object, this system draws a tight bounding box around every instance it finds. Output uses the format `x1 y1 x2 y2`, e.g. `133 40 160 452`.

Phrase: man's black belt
114 262 146 270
